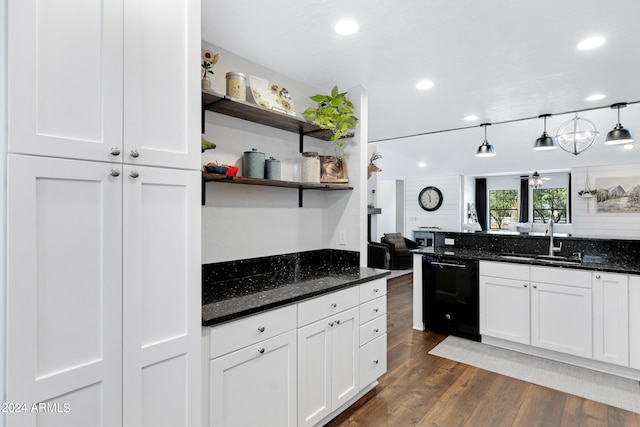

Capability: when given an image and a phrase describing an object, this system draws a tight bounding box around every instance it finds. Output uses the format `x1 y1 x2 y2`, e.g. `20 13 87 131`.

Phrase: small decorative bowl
204 165 229 174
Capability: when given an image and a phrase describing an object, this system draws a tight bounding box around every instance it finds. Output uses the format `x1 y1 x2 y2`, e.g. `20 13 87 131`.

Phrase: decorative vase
201 77 212 91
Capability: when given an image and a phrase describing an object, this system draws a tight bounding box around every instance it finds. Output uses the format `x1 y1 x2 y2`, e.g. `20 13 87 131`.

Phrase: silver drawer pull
331 303 337 308
328 321 334 327
257 326 265 333
373 359 379 364
373 288 379 293
129 169 139 178
257 348 265 354
110 147 121 156
336 320 341 325
130 149 140 158
373 328 379 333
110 168 121 177
373 308 379 313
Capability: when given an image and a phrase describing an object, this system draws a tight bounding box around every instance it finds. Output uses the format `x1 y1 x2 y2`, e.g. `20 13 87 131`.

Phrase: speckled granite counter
412 231 640 274
202 250 390 326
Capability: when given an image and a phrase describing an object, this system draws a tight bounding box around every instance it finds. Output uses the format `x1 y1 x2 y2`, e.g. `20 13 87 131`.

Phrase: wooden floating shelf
202 90 337 141
203 173 353 191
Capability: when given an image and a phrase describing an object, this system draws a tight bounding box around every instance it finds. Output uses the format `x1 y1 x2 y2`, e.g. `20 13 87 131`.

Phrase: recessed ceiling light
577 36 606 50
418 161 427 168
416 80 434 90
334 20 358 35
464 115 479 121
585 93 606 101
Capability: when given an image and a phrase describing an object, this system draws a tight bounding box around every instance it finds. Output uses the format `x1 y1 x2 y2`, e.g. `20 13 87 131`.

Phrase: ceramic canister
226 72 247 101
243 148 265 178
265 156 281 180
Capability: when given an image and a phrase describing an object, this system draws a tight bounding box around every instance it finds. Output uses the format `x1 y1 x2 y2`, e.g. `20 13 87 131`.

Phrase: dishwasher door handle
431 262 467 268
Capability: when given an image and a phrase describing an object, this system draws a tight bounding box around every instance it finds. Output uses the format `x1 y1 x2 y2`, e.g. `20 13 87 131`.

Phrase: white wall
1 0 7 422
404 175 463 237
201 43 366 263
376 179 404 242
572 163 640 238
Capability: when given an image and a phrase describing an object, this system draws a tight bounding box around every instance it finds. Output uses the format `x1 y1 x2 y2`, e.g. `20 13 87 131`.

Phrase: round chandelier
555 113 599 155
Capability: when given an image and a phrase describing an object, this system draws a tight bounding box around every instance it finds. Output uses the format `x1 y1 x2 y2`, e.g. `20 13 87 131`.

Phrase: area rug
429 336 640 413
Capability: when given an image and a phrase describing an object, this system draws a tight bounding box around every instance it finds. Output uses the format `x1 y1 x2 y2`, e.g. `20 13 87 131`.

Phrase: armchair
381 233 418 270
367 241 390 269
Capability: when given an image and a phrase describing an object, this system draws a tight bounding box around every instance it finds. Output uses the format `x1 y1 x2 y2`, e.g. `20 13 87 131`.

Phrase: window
489 189 518 230
533 188 568 223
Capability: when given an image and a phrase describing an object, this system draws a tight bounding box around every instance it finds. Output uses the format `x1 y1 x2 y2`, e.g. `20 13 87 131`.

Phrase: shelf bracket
299 188 303 208
299 132 304 154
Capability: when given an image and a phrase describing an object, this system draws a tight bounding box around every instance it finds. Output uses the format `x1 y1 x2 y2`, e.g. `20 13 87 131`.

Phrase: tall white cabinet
6 0 201 426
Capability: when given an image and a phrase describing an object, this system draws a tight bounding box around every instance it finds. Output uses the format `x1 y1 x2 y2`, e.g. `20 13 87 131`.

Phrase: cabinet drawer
209 305 296 359
359 296 387 325
480 261 529 280
359 334 387 389
360 278 387 303
360 315 387 346
297 286 359 327
531 266 591 288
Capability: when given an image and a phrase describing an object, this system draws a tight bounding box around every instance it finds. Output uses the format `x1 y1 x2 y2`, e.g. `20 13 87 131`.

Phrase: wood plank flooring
326 273 640 427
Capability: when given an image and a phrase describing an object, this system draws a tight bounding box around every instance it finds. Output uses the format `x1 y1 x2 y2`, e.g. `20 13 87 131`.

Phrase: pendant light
534 114 557 150
556 113 599 155
529 171 543 188
476 123 495 157
605 103 634 145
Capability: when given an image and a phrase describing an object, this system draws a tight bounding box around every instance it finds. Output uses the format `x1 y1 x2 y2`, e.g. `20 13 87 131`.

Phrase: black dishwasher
422 255 480 341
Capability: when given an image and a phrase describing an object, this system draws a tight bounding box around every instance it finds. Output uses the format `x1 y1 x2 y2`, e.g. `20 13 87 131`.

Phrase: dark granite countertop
202 267 390 327
412 247 640 274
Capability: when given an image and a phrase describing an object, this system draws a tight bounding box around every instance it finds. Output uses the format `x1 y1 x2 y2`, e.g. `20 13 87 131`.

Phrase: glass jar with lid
301 152 320 183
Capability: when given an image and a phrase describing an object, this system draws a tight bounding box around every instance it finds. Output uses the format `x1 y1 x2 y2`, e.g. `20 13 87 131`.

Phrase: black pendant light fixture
476 123 495 157
529 171 543 188
605 103 634 145
534 114 557 150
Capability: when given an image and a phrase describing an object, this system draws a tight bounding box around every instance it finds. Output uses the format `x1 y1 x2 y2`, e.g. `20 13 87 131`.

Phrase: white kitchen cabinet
480 275 531 344
629 276 640 370
122 165 201 427
8 0 200 170
593 272 629 366
6 155 123 426
297 306 359 427
530 267 592 359
209 330 297 427
359 278 387 390
479 261 530 344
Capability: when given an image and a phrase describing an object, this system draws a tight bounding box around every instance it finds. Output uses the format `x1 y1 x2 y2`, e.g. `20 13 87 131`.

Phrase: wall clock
418 186 443 211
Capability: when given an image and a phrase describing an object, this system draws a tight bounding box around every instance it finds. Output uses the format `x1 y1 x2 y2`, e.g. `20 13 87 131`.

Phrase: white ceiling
202 1 640 144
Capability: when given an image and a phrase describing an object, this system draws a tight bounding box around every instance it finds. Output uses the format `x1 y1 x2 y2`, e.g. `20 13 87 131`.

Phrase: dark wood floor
327 273 640 427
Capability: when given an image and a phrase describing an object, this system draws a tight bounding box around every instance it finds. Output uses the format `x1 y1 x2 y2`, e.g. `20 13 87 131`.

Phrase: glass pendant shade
529 171 543 188
556 113 599 155
534 115 557 150
605 103 634 145
476 124 495 157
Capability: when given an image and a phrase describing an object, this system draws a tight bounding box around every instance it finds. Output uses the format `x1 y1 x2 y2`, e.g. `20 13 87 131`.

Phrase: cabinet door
6 154 122 426
630 276 640 369
331 307 360 410
298 318 332 427
8 0 124 163
209 330 297 427
123 0 200 170
479 275 530 344
531 282 592 358
122 166 201 427
593 272 629 366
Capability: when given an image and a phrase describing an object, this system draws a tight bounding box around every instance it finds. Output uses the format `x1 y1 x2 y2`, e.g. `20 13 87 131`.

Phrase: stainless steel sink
498 253 582 265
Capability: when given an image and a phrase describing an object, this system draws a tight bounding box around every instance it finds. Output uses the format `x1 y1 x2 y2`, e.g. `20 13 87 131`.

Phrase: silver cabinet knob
331 303 337 308
373 328 379 333
524 284 528 288
110 147 121 156
373 308 379 313
328 322 334 327
130 149 140 158
336 319 341 325
445 314 451 320
129 169 139 178
595 274 601 279
257 348 265 354
373 359 379 364
373 288 379 293
257 326 265 333
533 285 538 289
110 168 121 177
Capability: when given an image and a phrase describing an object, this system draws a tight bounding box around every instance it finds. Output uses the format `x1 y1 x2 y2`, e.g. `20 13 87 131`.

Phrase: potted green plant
303 85 358 159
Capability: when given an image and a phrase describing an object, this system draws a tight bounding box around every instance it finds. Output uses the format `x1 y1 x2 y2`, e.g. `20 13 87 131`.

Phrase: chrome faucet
547 218 562 256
